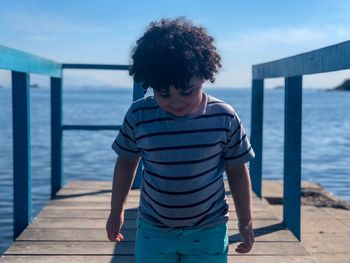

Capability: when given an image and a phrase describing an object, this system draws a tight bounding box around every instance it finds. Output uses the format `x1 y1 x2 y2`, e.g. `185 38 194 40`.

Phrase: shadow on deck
0 180 316 263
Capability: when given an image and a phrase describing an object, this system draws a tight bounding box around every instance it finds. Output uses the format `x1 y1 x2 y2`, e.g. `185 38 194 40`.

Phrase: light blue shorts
135 219 228 263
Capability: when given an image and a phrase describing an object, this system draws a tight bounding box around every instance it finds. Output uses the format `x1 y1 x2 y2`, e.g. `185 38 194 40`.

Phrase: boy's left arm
225 163 254 253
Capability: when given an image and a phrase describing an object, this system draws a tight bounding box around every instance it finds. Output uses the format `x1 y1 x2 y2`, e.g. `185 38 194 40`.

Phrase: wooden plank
62 181 263 198
53 192 263 201
36 207 279 220
0 45 61 77
3 241 310 256
54 188 136 197
2 180 316 262
45 201 271 212
0 256 135 263
253 40 350 79
17 228 297 242
3 241 134 255
28 217 283 230
0 255 317 263
55 186 259 198
301 235 350 254
55 188 112 196
49 196 270 206
229 256 316 263
0 255 135 263
61 181 113 190
28 218 138 229
17 229 138 242
64 180 267 195
37 208 134 219
51 194 264 204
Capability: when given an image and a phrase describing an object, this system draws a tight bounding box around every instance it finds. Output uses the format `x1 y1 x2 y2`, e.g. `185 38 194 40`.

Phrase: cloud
206 24 350 88
219 24 350 55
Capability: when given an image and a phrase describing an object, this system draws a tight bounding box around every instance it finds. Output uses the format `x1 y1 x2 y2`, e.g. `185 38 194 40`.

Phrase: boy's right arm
106 155 140 242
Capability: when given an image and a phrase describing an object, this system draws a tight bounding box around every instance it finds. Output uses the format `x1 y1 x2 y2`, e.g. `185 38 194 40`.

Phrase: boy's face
153 76 205 117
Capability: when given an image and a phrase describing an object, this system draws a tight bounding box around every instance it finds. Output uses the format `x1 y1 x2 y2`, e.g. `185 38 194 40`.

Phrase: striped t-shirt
112 93 255 229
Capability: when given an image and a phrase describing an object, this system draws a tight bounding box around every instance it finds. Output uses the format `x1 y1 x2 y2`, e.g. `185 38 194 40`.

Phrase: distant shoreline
328 78 350 91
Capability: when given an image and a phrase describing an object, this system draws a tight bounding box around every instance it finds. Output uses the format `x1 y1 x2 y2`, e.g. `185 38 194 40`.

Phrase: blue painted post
283 76 302 240
131 82 144 189
51 77 63 198
11 71 31 239
250 79 264 198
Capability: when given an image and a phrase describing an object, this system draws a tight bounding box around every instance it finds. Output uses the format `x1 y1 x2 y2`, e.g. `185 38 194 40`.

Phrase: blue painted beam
131 82 145 189
253 40 350 79
250 79 264 198
0 45 61 77
62 64 130 70
62 125 122 130
283 76 302 240
51 77 63 198
11 71 31 239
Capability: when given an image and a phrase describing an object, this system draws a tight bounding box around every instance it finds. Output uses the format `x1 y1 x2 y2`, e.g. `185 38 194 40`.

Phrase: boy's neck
189 91 206 116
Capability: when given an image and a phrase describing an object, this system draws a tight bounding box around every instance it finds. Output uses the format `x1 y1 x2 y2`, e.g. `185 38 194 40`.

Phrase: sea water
0 87 349 254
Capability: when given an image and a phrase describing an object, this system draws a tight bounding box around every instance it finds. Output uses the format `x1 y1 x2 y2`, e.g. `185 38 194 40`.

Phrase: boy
106 17 255 262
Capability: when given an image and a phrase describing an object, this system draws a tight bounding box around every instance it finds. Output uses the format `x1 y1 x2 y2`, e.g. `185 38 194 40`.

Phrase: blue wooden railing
0 45 143 240
250 40 350 240
2 40 350 242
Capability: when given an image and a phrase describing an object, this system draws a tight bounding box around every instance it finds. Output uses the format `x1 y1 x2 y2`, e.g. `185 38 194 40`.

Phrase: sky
0 0 350 89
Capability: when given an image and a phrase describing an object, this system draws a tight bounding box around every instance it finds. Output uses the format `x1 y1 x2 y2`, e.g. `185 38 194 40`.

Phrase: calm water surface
0 87 349 254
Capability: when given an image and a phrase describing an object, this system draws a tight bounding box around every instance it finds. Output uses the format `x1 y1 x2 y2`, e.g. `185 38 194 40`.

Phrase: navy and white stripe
112 94 255 228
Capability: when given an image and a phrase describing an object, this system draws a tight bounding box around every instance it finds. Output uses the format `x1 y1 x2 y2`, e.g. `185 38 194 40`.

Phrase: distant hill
30 84 40 88
332 79 350 91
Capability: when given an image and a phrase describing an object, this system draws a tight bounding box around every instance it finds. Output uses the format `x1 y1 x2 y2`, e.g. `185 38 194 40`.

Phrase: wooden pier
2 42 350 262
0 180 317 263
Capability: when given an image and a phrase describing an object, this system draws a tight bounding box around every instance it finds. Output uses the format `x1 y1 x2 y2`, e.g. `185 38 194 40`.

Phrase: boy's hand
235 219 254 253
106 210 124 242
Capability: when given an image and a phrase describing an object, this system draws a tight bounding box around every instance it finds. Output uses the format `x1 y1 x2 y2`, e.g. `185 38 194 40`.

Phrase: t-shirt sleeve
111 106 141 158
222 112 255 166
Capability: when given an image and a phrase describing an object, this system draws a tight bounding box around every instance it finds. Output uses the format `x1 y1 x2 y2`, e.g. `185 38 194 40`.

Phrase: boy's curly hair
129 17 222 92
